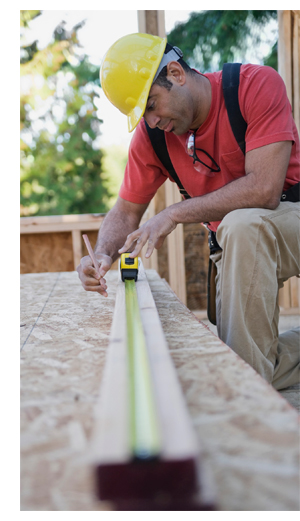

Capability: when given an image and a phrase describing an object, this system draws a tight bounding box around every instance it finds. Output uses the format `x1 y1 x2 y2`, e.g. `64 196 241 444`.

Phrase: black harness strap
145 63 245 198
145 63 299 209
144 120 191 199
222 63 247 155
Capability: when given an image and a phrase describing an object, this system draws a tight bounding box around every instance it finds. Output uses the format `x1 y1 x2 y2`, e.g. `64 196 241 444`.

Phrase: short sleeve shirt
119 64 300 231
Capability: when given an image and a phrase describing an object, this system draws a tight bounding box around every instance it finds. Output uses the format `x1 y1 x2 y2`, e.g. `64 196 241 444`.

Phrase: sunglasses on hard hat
186 132 220 176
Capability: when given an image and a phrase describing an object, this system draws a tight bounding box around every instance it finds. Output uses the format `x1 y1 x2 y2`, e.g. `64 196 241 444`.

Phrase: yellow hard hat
100 33 167 132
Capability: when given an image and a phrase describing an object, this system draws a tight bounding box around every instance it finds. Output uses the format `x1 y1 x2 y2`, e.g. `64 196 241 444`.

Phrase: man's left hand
118 209 177 258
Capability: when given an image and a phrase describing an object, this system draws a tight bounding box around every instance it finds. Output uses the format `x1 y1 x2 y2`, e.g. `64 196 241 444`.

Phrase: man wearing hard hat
77 33 300 392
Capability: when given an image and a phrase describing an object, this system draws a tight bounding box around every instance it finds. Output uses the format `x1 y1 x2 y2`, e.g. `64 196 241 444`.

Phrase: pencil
82 234 100 274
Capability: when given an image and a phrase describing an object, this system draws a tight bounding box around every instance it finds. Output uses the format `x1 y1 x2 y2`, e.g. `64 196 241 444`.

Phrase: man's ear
166 61 186 85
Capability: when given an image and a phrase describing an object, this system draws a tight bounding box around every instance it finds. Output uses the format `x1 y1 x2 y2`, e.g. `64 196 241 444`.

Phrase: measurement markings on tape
125 278 161 460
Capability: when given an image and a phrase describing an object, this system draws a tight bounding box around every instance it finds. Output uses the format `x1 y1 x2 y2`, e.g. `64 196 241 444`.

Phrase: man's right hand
76 253 113 297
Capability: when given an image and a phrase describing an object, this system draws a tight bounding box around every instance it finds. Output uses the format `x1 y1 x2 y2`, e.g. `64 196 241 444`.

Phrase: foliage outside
167 10 278 71
20 10 278 218
20 10 122 217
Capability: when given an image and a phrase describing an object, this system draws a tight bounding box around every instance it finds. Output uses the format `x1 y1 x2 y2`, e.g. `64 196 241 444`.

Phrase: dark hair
153 43 195 91
153 66 173 91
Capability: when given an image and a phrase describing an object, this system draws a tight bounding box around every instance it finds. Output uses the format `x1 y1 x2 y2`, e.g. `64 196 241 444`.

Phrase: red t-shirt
119 64 300 231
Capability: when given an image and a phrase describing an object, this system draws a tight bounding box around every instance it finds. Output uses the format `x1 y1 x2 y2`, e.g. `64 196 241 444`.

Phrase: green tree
168 10 278 72
101 145 128 209
20 10 112 216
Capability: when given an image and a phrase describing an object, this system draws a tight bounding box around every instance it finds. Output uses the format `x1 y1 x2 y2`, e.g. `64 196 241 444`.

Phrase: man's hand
77 253 113 297
118 209 177 258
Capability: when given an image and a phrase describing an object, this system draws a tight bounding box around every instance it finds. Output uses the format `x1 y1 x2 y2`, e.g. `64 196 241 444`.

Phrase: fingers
118 222 168 259
77 255 112 297
98 255 112 278
82 279 108 297
144 237 155 258
119 229 151 258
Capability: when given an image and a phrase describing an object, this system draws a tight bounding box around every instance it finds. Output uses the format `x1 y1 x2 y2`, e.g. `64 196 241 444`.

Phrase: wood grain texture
136 263 199 460
184 223 209 310
91 261 202 504
20 213 105 233
21 270 300 511
72 230 83 270
20 232 74 274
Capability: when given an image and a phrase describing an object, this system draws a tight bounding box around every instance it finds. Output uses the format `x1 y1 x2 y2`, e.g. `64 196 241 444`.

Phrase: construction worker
77 33 300 392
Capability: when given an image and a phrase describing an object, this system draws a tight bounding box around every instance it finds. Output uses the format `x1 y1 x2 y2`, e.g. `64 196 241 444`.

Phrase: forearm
120 175 259 258
168 171 281 225
118 141 291 259
95 201 146 261
170 141 291 224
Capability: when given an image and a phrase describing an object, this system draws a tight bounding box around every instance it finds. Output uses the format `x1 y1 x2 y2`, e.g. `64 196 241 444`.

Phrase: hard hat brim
127 37 167 132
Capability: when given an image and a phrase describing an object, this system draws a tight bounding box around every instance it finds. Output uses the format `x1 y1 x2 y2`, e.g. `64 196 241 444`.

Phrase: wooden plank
20 270 300 511
90 261 201 505
292 10 300 132
279 279 292 309
165 180 187 305
278 10 300 132
20 213 105 234
137 9 189 301
139 202 158 271
156 0 187 306
135 263 196 459
279 307 300 315
278 10 293 103
279 277 300 309
20 232 74 274
184 223 209 310
125 278 162 460
91 276 130 464
72 230 83 271
290 276 300 308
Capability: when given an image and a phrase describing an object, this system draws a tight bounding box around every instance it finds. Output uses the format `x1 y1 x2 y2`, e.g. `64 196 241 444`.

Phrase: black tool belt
208 230 222 254
280 181 300 202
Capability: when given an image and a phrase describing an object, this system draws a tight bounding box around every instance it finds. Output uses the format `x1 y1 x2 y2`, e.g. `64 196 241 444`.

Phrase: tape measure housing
120 253 139 282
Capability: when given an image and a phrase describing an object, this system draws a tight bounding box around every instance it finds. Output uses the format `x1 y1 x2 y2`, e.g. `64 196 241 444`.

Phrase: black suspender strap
145 63 247 199
222 63 247 155
144 120 191 199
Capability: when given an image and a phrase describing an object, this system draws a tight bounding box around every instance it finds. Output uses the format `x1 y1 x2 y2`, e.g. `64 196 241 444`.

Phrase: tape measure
120 252 161 461
120 253 139 282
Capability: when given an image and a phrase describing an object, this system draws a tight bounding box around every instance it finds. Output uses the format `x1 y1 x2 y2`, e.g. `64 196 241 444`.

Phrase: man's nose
145 113 160 129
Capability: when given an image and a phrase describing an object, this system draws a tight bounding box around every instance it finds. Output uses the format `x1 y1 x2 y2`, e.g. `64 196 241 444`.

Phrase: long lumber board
21 271 300 510
90 261 206 507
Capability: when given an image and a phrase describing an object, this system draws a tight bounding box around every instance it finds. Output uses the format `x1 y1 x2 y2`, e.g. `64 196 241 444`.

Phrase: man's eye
147 103 155 111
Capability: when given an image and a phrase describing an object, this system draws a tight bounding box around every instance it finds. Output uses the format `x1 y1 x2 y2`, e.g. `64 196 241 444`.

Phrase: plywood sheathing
20 270 299 511
184 223 209 310
21 271 115 511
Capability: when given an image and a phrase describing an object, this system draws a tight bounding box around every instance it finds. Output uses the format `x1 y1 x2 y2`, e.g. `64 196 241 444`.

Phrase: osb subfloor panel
20 270 300 511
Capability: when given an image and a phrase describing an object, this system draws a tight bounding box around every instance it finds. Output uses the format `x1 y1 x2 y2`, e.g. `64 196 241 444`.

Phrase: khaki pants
211 202 300 391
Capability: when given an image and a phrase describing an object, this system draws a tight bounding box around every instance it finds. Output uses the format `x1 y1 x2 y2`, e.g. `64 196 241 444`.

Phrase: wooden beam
20 213 105 234
72 230 83 270
139 203 158 271
137 10 168 282
166 181 187 305
292 10 300 132
278 10 293 103
278 10 300 132
137 10 165 35
137 11 187 304
20 269 300 510
90 261 202 506
20 211 166 278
